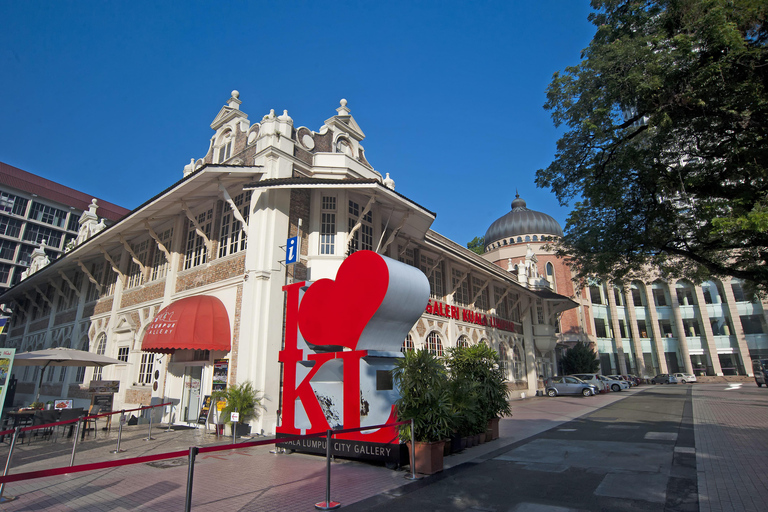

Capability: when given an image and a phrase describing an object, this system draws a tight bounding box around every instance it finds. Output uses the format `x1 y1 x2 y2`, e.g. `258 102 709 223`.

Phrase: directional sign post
286 236 299 265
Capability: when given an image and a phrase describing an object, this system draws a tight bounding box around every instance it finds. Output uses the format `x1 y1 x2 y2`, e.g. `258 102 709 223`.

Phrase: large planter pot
229 423 251 437
487 418 500 440
450 433 464 453
407 440 445 475
478 432 486 444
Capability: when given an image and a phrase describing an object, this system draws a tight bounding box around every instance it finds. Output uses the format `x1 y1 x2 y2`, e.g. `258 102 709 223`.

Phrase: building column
642 282 668 374
692 285 722 376
623 287 646 377
605 283 627 374
669 280 694 374
721 278 754 376
520 296 539 396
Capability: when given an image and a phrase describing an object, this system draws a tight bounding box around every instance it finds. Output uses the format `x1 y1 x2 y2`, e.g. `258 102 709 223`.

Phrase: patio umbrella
13 347 126 401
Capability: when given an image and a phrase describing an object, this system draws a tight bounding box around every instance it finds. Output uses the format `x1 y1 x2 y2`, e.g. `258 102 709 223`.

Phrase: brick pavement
693 382 768 512
0 389 644 511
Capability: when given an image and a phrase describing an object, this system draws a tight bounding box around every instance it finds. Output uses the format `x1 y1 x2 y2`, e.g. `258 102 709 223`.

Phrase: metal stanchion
314 429 341 510
70 419 82 467
143 407 155 441
165 404 174 432
405 418 421 480
110 411 126 454
0 427 21 503
184 446 199 512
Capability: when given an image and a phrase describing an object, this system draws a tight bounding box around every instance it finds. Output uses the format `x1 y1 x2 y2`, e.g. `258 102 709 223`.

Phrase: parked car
601 375 630 391
752 359 768 387
608 375 636 387
545 376 597 397
673 372 697 383
651 374 679 384
626 374 642 386
571 373 609 393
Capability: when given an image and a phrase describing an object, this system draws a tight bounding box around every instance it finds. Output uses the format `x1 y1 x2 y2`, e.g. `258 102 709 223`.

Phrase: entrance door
181 366 203 423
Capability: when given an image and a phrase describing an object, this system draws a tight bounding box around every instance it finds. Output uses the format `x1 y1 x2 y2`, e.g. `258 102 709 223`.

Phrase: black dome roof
484 195 563 247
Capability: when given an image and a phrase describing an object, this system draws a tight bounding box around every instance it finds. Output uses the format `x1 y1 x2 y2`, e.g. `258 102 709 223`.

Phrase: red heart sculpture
298 251 389 349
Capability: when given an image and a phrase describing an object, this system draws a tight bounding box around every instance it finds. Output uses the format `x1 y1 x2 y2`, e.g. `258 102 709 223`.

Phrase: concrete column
721 278 754 376
623 286 646 377
669 280 694 374
605 283 627 375
692 285 722 376
642 283 668 374
520 296 539 396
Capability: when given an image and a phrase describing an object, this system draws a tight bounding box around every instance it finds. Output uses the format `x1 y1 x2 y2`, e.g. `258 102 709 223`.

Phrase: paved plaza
0 382 764 511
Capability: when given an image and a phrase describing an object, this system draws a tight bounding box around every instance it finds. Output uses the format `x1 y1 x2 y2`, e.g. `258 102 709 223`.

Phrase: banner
0 348 16 410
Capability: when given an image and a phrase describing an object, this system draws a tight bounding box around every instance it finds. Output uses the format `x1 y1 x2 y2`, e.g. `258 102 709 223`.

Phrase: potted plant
211 381 265 437
447 343 511 441
393 348 453 475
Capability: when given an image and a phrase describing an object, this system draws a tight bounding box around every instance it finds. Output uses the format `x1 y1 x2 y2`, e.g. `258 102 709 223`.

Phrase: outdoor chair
56 407 84 441
28 410 54 444
82 405 101 439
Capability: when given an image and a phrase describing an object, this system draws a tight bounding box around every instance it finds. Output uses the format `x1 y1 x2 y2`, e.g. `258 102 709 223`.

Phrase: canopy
141 295 231 354
13 347 126 401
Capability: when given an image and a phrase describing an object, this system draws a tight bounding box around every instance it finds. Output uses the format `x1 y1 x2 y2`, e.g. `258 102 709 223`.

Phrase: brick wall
176 253 246 293
287 188 310 282
29 318 48 332
93 298 114 316
228 284 243 385
54 310 77 326
121 281 166 309
125 388 152 405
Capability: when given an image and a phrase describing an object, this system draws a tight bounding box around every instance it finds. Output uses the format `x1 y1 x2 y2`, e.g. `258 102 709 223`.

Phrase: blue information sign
286 236 299 264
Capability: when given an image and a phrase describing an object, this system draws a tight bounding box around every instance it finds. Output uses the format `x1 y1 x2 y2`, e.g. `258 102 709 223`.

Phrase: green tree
561 341 601 374
467 236 485 255
536 0 768 291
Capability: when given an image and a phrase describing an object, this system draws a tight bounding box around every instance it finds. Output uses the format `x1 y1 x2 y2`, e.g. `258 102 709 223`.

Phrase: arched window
517 237 522 243
512 344 524 381
215 130 233 163
532 235 538 242
426 332 443 357
498 343 508 378
546 262 554 277
457 335 469 348
92 333 107 380
525 235 531 242
401 334 415 353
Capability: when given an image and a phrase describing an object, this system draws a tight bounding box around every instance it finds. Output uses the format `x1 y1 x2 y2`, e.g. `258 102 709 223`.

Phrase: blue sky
0 1 596 247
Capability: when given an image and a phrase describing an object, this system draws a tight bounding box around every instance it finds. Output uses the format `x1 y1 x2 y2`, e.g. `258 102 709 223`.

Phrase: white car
598 375 630 392
571 373 609 393
673 372 697 383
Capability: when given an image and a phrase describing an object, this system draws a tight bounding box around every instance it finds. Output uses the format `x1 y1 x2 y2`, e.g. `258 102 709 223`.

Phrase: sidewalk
0 389 640 511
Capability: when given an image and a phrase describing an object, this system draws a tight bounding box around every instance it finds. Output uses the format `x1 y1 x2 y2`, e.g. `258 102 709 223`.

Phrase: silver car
545 376 597 397
651 373 679 384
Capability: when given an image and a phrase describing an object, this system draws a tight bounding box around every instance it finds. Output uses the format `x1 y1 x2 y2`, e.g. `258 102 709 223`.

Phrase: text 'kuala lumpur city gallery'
1 91 765 434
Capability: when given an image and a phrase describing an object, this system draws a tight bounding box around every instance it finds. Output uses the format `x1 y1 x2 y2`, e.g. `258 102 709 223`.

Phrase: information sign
230 411 239 423
286 236 299 264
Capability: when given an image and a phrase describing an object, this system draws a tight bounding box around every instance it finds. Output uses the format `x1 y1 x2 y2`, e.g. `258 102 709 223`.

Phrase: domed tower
482 194 589 345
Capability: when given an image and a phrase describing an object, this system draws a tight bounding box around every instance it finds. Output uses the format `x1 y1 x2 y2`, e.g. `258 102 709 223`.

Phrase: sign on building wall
286 236 299 265
276 251 429 464
0 348 14 409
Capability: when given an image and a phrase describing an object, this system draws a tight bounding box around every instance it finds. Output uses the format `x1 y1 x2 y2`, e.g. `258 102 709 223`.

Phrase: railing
0 410 412 511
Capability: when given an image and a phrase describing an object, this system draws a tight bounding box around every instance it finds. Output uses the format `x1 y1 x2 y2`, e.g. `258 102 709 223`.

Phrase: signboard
198 395 212 425
286 236 299 265
212 359 228 392
276 435 408 465
230 411 239 423
54 399 73 409
89 380 120 394
92 393 114 412
0 348 15 412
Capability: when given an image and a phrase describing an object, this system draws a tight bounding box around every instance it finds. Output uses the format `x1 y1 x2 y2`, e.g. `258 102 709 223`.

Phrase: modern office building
0 162 129 292
0 92 575 434
482 196 768 378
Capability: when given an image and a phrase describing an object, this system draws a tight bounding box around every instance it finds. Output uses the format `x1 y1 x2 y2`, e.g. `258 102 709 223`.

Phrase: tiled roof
0 162 130 222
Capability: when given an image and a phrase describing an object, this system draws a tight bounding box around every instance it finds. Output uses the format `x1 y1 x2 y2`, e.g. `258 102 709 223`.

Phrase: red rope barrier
0 421 405 484
7 402 173 434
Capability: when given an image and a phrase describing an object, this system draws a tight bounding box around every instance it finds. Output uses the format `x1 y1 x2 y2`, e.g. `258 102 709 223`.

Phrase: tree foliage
536 0 768 291
467 236 485 255
562 341 601 374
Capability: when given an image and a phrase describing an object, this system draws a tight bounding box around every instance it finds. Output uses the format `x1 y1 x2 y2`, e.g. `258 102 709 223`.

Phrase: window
45 366 55 382
401 334 414 353
92 333 107 381
67 214 80 232
594 318 608 338
513 345 525 381
741 315 765 335
184 208 213 269
216 131 232 163
589 285 603 304
29 202 67 227
60 271 82 310
731 281 748 302
0 240 16 261
420 255 444 299
457 335 469 348
117 347 129 362
150 228 173 281
23 224 63 249
126 239 149 288
75 366 86 383
613 287 623 306
58 367 67 382
398 245 415 266
659 319 674 337
631 286 643 306
426 332 443 357
683 318 701 336
347 199 373 254
320 196 336 255
473 277 489 310
675 285 696 306
138 353 155 384
219 193 249 257
452 269 470 306
0 216 22 238
0 264 11 285
494 286 508 318
86 261 104 302
637 320 648 338
0 192 28 216
498 343 508 377
653 288 668 307
193 349 210 361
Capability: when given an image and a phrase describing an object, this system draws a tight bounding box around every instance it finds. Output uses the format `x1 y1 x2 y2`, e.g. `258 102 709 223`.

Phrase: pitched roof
0 161 130 222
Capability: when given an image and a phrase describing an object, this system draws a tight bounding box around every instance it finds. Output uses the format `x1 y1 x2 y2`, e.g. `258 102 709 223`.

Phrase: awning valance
141 295 231 354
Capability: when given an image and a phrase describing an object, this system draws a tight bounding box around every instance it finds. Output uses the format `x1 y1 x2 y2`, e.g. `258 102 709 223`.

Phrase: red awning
141 296 231 354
